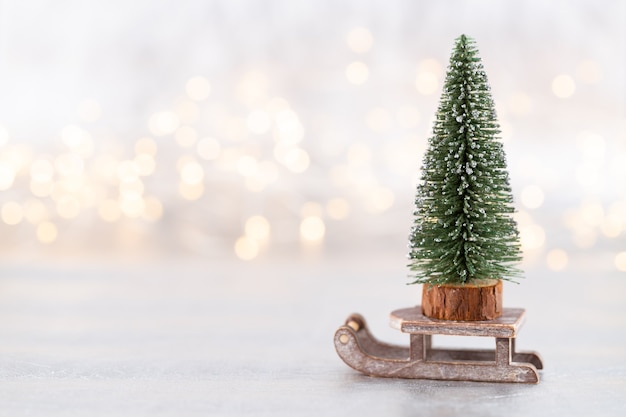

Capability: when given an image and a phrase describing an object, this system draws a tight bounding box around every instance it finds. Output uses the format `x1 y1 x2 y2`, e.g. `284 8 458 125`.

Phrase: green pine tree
408 34 522 286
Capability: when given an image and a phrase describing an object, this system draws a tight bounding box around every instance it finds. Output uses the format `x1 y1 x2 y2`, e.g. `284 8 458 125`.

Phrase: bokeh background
0 1 625 415
0 0 624 271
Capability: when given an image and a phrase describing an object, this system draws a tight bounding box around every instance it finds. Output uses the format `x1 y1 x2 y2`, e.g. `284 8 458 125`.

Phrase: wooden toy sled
334 307 543 383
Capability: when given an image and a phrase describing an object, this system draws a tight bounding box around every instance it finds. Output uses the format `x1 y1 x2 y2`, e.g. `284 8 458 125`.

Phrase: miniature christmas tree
408 34 522 286
335 35 542 381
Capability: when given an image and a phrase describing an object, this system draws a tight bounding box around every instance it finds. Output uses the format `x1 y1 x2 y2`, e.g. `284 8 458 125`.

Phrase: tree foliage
408 34 522 285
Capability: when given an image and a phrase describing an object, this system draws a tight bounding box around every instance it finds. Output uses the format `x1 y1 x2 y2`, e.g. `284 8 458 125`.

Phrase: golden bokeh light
180 161 204 185
176 155 196 172
274 109 304 144
366 107 392 132
415 59 442 95
329 165 351 187
615 252 626 272
346 61 369 85
79 144 96 161
245 215 271 241
300 216 326 242
580 200 604 226
281 147 310 173
185 76 212 101
119 194 145 218
256 160 278 183
56 175 85 195
0 162 16 190
301 201 323 217
175 99 199 124
601 213 623 238
237 71 269 105
117 160 140 181
3 145 29 173
603 201 626 238
499 120 513 142
551 74 576 98
546 249 568 271
244 160 278 192
234 236 260 261
93 154 119 182
79 185 97 208
326 198 350 220
216 116 248 142
571 226 595 249
245 177 264 193
347 143 372 166
364 187 395 213
515 208 534 227
98 199 122 222
197 137 221 160
508 92 533 116
135 137 158 156
519 224 546 251
23 199 48 224
61 125 85 148
134 154 156 176
142 196 163 222
520 185 544 209
61 125 92 150
119 177 145 197
247 110 272 135
56 196 81 219
418 58 442 74
55 153 84 177
36 221 58 244
237 155 258 177
346 27 373 54
30 180 54 197
175 126 198 148
396 106 421 129
215 147 243 172
148 111 180 136
179 181 204 200
1 201 24 225
383 139 422 176
415 72 439 95
266 97 290 114
30 159 55 182
576 60 602 84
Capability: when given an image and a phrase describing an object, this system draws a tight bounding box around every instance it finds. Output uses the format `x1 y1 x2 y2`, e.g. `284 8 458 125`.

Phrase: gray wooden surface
0 256 625 416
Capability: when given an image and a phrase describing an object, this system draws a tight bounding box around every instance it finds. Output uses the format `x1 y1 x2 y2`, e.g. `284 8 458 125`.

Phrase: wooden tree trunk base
422 279 502 321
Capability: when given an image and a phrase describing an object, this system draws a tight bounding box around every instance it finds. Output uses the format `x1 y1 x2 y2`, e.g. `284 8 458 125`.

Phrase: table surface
0 256 625 416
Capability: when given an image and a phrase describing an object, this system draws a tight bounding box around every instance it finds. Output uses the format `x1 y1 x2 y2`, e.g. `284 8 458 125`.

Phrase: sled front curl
334 307 543 384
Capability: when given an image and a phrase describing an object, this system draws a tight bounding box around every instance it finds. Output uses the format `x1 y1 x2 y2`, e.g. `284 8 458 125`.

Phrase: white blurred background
0 0 624 273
